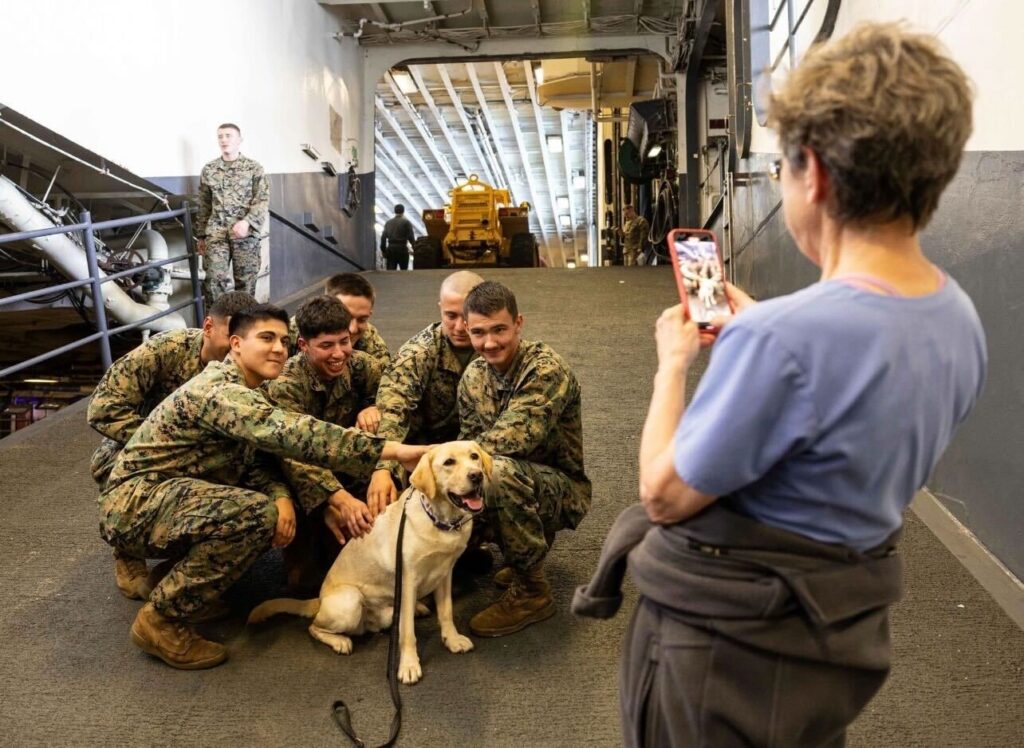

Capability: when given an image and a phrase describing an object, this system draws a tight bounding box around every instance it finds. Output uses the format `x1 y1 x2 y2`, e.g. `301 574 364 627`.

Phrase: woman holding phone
577 22 988 747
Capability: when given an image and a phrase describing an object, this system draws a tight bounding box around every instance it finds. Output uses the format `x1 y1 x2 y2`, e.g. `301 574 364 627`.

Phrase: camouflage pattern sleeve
196 163 213 238
244 165 270 234
198 382 386 477
350 350 384 410
247 449 293 501
375 344 436 443
461 362 572 459
87 343 165 444
358 324 391 368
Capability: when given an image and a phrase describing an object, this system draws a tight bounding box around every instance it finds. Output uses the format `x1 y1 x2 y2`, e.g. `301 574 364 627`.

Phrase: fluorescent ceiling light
566 260 576 269
556 196 570 211
559 214 572 228
535 64 545 85
646 143 663 158
23 378 59 384
391 70 418 95
573 173 587 190
547 135 563 153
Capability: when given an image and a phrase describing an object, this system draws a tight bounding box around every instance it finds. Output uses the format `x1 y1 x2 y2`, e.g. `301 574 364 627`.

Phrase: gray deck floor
1 267 1021 746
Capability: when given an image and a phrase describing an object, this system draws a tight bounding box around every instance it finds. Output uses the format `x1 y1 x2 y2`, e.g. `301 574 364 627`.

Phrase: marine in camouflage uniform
266 350 382 511
87 328 207 488
621 207 649 267
287 314 390 366
376 321 477 462
100 359 385 622
196 154 269 303
458 340 591 573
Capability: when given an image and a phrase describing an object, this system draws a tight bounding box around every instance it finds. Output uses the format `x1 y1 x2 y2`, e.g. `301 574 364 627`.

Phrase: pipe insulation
0 174 185 331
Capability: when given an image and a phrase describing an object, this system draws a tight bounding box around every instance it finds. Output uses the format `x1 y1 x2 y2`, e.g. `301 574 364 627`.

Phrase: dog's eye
470 453 479 460
443 458 456 466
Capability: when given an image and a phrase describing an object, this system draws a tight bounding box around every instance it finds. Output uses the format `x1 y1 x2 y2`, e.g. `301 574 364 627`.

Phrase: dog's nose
468 470 482 484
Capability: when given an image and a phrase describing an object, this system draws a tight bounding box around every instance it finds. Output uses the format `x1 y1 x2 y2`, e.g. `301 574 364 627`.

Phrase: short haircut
217 123 241 135
207 291 257 320
394 203 405 215
324 273 375 303
228 304 289 337
768 22 972 231
464 280 518 319
296 296 352 340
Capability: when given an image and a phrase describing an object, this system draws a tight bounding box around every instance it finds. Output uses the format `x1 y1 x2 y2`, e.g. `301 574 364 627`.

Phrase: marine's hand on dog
329 489 374 540
272 497 296 548
367 468 398 517
383 442 432 473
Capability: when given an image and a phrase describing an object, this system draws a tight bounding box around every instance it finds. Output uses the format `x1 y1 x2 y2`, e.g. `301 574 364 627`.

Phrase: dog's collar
418 492 472 532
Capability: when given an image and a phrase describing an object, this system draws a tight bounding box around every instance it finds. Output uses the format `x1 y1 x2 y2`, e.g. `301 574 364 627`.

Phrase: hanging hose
648 178 678 260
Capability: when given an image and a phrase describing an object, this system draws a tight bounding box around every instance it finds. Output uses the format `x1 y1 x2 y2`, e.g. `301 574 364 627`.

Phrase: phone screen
672 236 730 325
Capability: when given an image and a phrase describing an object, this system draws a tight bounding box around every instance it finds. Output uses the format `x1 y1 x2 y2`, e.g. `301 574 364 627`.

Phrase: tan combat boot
130 602 227 670
493 565 515 589
114 553 152 600
470 562 555 637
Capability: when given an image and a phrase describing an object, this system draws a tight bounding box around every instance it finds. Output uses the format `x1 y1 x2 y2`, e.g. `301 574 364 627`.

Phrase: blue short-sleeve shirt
674 276 986 551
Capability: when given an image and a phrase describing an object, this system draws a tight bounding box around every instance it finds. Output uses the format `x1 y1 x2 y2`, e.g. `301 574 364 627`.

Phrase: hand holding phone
666 229 734 329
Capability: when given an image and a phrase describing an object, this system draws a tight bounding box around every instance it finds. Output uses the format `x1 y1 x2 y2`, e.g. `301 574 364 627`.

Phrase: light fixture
301 143 321 161
556 196 570 211
559 214 572 228
23 377 59 384
535 63 545 86
646 143 663 159
391 69 418 95
566 260 576 269
572 170 586 189
321 161 339 177
546 135 563 153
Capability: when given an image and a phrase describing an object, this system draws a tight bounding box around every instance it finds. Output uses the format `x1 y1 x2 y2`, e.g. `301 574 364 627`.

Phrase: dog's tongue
463 496 484 511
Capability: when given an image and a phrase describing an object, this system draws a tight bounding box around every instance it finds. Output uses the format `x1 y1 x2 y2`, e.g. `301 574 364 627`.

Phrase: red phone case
666 228 733 327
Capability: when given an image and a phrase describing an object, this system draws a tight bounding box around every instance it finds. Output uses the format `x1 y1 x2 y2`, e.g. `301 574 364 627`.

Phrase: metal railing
0 204 203 378
269 209 365 271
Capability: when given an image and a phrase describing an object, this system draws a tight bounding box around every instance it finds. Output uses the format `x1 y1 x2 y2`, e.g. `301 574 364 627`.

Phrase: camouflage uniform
458 340 591 572
87 328 207 488
287 314 390 367
265 351 383 511
376 322 477 475
99 359 385 620
622 215 649 267
196 155 269 304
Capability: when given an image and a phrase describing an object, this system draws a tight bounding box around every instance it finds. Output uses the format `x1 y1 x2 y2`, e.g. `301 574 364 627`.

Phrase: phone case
666 228 733 327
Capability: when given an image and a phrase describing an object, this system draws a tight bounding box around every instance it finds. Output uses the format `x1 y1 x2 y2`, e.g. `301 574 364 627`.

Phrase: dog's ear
473 442 494 482
409 450 436 498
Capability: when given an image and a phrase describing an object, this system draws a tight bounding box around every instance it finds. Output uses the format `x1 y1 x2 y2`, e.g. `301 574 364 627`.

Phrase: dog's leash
331 498 409 748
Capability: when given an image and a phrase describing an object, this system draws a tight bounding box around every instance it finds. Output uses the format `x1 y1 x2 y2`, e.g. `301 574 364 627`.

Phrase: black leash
332 498 409 747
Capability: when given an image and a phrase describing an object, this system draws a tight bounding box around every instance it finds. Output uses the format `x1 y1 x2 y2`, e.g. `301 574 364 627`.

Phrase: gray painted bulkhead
727 151 1024 579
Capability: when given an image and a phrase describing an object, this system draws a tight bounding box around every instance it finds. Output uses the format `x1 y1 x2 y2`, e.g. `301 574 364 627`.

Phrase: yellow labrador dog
248 441 491 684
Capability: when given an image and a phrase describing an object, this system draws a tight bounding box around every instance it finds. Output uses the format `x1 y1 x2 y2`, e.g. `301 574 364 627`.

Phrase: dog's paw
309 626 353 655
442 632 474 654
397 656 422 684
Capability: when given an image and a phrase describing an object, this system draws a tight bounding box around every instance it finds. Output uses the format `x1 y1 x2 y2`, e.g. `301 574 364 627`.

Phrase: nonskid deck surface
0 267 1020 746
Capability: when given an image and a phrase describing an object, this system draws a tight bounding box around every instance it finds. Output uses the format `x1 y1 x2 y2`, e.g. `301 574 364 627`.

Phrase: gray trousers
619 597 887 748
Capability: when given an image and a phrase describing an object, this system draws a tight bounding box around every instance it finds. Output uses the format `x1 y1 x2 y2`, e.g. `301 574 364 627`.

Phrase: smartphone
666 228 733 328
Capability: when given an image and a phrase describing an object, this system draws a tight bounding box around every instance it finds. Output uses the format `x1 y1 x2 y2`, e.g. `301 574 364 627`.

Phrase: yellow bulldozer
412 175 540 268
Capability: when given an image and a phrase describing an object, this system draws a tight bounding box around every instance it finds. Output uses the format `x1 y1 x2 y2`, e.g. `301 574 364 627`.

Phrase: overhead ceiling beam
474 111 510 192
625 55 638 103
437 63 501 188
465 63 526 203
634 0 643 34
408 67 475 181
375 130 436 209
523 61 570 269
531 0 542 36
486 62 554 258
474 0 491 37
375 95 450 202
385 72 457 184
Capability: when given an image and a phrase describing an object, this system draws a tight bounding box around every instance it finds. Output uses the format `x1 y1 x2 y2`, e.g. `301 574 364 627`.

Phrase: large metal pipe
0 175 185 331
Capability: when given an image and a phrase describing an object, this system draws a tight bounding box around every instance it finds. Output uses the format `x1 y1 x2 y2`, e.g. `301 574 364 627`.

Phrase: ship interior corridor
1 268 1021 746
